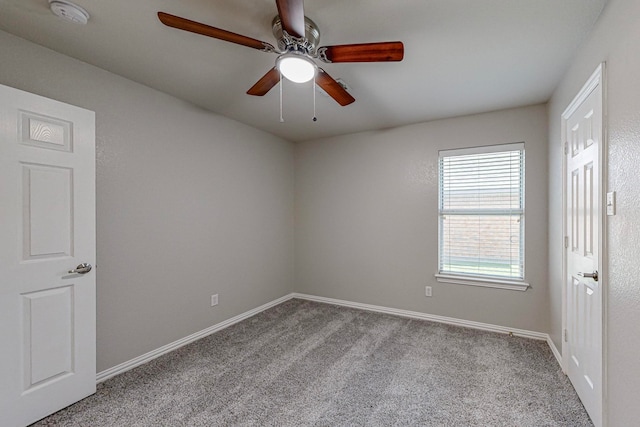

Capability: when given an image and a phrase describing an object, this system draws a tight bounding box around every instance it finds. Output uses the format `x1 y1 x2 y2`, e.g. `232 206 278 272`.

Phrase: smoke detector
49 0 89 25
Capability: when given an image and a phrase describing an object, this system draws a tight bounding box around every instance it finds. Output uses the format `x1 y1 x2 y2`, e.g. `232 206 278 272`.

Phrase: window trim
437 142 527 290
435 273 530 291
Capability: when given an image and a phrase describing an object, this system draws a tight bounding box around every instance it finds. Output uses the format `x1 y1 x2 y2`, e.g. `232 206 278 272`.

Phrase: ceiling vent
49 0 89 25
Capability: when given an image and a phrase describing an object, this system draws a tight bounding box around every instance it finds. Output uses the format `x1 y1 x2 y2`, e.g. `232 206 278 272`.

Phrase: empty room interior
1 0 639 426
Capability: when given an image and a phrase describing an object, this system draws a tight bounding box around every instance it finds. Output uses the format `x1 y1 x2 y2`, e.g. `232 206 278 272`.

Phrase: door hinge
564 329 568 342
564 142 568 155
564 236 569 248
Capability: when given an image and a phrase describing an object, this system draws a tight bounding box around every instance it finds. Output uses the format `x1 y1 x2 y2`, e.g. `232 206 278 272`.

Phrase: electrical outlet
211 294 218 307
425 286 432 297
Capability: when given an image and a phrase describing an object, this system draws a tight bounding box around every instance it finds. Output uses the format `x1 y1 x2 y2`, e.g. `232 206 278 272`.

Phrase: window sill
434 274 530 291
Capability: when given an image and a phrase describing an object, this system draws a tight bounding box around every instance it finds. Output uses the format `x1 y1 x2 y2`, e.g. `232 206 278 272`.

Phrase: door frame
561 62 607 426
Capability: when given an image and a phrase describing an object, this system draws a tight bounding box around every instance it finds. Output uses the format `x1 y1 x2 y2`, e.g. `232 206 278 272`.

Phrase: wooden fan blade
158 12 275 51
316 69 355 106
318 41 404 63
275 0 306 38
247 68 281 96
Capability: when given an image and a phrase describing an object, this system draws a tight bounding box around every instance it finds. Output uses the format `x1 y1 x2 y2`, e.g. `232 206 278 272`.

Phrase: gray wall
0 30 295 372
295 105 549 332
548 0 640 424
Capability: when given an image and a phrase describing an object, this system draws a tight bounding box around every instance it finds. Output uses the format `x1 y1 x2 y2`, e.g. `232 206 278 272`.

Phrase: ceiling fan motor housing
272 16 320 54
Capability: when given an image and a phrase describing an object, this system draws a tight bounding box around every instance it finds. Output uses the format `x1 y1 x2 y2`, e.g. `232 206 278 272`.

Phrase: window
436 143 528 291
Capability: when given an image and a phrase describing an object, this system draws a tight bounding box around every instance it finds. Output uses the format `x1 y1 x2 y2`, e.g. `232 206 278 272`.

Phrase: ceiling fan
157 0 404 106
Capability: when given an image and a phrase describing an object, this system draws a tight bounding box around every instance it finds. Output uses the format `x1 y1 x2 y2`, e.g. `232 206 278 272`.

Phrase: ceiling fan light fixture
277 54 316 83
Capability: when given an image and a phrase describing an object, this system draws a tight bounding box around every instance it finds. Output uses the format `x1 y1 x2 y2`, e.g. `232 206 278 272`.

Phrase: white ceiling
0 0 606 142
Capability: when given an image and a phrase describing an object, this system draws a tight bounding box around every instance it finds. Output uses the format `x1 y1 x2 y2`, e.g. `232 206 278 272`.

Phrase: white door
0 84 96 427
563 64 604 427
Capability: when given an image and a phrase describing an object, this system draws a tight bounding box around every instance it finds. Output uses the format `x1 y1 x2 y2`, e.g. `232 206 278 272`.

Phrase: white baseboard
96 293 294 383
98 291 563 383
547 335 564 369
291 293 549 340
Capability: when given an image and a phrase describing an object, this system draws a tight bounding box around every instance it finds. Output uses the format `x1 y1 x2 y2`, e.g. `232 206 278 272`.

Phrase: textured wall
0 31 295 372
296 105 549 333
548 0 640 424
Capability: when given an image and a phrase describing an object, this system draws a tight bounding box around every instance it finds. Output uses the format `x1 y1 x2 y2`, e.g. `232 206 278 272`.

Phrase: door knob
578 270 598 282
68 263 92 274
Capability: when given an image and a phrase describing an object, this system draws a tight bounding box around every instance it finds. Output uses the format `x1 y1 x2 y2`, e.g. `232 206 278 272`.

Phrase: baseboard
96 293 294 383
291 293 549 341
547 335 564 370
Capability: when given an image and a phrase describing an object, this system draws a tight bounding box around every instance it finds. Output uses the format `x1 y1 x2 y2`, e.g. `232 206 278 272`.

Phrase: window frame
435 143 529 291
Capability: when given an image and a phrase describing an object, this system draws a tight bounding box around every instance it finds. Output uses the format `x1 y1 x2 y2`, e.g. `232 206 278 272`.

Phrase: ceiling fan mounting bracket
260 42 277 53
272 16 320 55
316 47 331 63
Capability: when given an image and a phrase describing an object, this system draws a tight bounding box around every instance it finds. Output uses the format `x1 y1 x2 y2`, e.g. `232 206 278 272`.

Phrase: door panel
0 84 96 427
22 163 74 259
23 286 74 388
19 110 73 152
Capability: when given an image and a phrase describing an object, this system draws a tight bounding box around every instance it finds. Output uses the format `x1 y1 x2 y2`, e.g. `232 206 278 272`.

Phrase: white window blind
438 143 524 280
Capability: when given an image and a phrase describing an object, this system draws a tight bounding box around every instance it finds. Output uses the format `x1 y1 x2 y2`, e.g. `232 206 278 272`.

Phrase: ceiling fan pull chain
312 76 317 122
279 70 284 123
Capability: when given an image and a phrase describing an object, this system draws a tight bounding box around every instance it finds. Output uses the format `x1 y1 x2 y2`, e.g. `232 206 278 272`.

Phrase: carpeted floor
33 299 592 426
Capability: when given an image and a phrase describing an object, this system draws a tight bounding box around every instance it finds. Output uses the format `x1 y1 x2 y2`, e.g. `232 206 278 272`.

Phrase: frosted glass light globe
278 55 316 83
